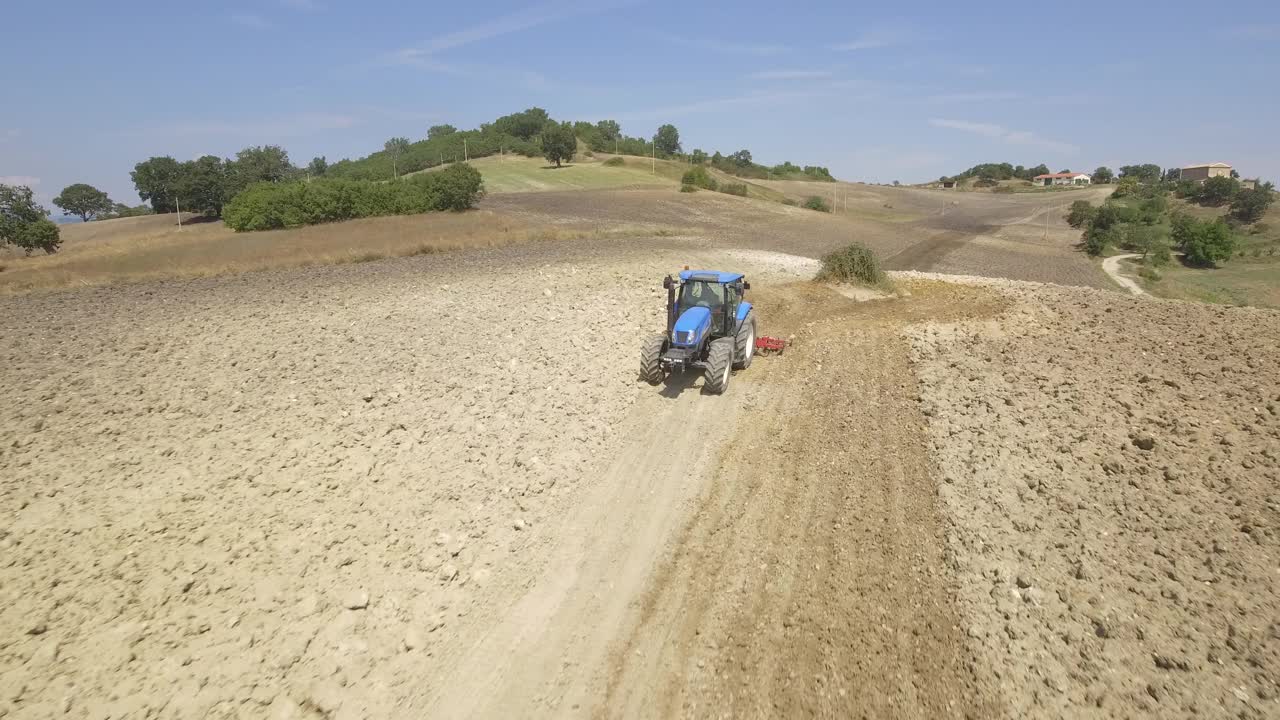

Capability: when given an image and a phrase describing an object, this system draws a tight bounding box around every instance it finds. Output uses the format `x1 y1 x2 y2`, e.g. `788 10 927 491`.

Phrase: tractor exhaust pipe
663 275 676 334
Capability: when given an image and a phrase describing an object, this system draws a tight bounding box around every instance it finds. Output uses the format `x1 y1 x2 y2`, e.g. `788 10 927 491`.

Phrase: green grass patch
1144 260 1280 309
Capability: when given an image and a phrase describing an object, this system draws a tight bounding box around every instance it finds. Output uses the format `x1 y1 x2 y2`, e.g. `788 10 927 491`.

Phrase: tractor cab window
679 281 724 311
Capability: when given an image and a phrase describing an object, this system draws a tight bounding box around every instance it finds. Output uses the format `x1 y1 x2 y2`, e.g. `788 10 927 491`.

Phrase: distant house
1033 172 1091 187
1180 163 1232 183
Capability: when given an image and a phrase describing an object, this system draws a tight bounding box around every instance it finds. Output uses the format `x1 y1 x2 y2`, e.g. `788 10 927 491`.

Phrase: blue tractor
640 270 756 394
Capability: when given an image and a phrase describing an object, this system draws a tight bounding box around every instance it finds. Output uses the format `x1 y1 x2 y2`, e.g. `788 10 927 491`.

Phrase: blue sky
3 0 1279 208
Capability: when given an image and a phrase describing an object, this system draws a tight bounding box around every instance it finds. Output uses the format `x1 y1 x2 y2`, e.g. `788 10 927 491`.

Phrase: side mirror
743 281 751 290
662 275 673 290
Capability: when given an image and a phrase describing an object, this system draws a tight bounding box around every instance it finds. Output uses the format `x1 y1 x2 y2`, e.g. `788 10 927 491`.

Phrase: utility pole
174 191 182 229
651 139 655 175
464 138 468 162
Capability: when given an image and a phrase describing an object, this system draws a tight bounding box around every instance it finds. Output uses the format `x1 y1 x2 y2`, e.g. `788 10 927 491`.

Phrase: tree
491 108 549 140
1119 164 1162 183
0 184 61 254
595 120 621 142
53 183 114 222
1173 215 1237 266
1026 164 1050 178
308 156 329 177
384 137 410 179
428 124 457 140
654 124 681 156
131 156 184 213
730 149 753 167
1091 166 1114 184
1065 200 1096 228
233 145 294 183
690 149 707 165
176 156 230 216
1230 182 1276 223
1195 176 1240 206
541 122 576 168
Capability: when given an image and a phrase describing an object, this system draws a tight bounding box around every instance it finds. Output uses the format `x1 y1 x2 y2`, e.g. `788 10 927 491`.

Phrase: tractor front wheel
703 337 735 395
733 315 756 370
640 334 667 385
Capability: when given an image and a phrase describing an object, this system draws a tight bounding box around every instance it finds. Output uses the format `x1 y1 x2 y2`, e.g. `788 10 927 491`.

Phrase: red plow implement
754 336 788 356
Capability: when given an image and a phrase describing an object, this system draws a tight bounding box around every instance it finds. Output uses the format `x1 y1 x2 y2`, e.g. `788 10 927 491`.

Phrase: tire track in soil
602 282 1008 719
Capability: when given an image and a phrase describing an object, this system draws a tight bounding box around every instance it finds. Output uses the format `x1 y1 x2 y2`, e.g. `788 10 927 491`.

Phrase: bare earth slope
4 190 1278 718
906 276 1280 717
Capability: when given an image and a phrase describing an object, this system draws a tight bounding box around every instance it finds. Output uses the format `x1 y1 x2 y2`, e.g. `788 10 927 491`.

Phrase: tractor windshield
679 281 724 311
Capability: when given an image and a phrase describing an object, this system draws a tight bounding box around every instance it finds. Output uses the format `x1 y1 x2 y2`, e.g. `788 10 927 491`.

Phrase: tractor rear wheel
703 337 735 395
640 334 666 385
733 314 756 370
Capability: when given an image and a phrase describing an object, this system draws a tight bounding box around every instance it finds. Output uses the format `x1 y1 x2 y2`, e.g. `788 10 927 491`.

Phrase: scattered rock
513 518 527 531
439 563 459 582
1131 433 1156 451
342 590 369 610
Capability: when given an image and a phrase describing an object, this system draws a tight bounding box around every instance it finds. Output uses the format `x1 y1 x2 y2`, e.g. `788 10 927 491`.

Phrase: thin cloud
0 129 19 142
747 69 833 81
164 112 359 139
0 175 41 187
280 0 318 8
614 90 820 122
231 13 271 30
832 25 911 51
929 118 1079 154
661 33 789 56
380 0 633 79
923 91 1020 104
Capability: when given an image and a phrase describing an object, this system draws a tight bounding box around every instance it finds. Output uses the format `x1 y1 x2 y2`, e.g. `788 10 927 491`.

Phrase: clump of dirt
906 283 1280 717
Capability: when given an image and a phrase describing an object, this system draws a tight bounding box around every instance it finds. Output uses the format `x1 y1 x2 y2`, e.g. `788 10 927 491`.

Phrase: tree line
5 106 846 252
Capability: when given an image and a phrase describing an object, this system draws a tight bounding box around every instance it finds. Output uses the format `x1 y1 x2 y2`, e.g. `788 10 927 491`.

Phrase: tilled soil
0 239 751 718
603 282 1007 718
4 224 1279 720
906 277 1280 718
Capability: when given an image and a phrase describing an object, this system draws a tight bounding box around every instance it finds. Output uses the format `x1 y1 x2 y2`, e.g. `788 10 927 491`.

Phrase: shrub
603 156 625 167
679 183 697 193
817 243 886 285
1173 215 1238 266
681 166 718 191
973 177 999 188
719 183 748 197
1111 177 1140 198
802 196 830 212
782 198 798 206
1195 176 1240 206
1065 200 1095 228
1083 224 1117 256
223 163 484 231
1230 184 1276 223
1138 265 1162 281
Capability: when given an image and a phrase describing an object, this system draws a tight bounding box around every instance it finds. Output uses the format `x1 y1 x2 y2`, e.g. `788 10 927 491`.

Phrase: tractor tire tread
640 334 666 385
733 314 756 370
703 337 735 395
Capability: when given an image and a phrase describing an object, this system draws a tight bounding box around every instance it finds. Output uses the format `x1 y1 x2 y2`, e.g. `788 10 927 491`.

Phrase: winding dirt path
1101 253 1145 295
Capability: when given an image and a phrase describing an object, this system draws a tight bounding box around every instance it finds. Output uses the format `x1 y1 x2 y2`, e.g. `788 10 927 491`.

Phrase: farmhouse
1180 163 1232 182
1033 172 1091 187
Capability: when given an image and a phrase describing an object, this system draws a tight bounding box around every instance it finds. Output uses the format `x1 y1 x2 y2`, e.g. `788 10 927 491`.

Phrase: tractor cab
671 270 746 339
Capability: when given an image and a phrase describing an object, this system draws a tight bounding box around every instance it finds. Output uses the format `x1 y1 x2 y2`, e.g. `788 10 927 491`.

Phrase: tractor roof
679 270 744 283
